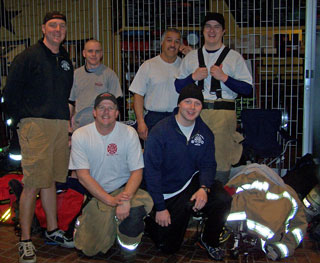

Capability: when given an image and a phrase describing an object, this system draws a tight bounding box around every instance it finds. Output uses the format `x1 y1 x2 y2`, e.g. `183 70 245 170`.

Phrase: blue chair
240 109 296 175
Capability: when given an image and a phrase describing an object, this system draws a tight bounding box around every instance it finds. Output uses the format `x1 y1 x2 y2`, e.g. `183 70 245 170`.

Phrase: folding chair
240 109 295 175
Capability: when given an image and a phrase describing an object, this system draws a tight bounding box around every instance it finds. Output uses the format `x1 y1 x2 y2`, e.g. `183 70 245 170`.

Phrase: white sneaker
19 241 36 263
45 229 74 248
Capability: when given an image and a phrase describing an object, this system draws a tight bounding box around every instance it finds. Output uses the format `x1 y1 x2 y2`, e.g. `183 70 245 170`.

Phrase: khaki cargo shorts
17 118 69 188
74 188 153 256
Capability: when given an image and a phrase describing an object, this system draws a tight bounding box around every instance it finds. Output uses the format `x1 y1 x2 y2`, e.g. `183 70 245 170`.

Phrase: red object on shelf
122 40 149 51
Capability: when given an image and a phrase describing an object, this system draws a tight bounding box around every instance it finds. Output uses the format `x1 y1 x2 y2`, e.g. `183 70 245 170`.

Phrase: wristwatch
200 186 210 194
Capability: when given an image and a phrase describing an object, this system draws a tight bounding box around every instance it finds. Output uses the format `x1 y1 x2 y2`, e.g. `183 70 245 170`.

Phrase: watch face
187 33 199 46
201 187 209 193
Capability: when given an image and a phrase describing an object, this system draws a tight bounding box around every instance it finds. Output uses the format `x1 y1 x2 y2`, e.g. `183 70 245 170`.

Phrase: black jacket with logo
4 40 74 126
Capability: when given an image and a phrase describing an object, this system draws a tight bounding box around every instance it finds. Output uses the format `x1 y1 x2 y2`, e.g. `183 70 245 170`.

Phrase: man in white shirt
129 28 191 140
175 13 253 184
69 92 153 260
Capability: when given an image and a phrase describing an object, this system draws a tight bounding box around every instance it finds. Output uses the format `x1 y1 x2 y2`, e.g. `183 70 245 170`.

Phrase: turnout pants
74 188 153 256
200 103 243 173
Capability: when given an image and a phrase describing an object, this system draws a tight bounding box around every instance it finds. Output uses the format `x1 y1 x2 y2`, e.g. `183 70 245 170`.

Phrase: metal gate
0 0 307 168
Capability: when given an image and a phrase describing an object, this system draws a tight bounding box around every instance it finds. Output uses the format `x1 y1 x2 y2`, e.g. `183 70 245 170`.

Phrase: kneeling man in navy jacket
143 83 232 261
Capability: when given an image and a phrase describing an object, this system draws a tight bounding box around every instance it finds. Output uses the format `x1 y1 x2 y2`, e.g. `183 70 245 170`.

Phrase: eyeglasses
204 24 223 31
96 105 116 112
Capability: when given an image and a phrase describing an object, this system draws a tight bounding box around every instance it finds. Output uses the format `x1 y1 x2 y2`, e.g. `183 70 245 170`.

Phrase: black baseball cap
202 12 225 29
43 11 66 24
94 92 118 109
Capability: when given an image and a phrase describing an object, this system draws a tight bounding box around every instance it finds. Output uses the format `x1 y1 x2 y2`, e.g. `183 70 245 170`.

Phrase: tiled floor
1 223 320 263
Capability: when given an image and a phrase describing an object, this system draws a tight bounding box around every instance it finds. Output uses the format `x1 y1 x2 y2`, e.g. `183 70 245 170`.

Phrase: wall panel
0 0 306 168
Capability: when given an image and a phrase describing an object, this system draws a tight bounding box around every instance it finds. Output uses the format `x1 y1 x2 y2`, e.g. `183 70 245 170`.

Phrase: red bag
0 173 23 224
35 188 84 231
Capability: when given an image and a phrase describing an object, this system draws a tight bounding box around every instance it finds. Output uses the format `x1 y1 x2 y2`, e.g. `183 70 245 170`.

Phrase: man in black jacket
4 11 74 263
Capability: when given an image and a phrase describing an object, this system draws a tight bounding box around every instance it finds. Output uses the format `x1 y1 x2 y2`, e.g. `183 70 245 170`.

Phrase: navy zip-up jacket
144 109 217 211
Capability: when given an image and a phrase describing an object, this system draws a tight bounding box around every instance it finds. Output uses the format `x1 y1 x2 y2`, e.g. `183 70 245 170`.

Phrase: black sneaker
198 235 225 261
45 229 74 248
19 240 36 263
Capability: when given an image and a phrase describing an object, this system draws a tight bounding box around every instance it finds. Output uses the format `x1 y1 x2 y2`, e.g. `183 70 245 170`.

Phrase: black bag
283 153 319 199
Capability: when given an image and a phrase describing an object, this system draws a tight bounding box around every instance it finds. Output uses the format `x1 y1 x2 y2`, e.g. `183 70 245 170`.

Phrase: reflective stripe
247 219 275 239
291 228 304 244
265 192 279 200
0 208 11 222
235 180 300 235
226 211 247 221
261 239 267 252
274 242 289 258
227 212 275 240
117 236 139 251
285 197 298 232
9 153 22 161
303 197 311 208
265 190 298 232
236 180 269 193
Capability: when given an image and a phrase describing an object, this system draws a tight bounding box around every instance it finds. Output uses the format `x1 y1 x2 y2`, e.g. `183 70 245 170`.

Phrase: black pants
145 174 232 254
144 111 172 132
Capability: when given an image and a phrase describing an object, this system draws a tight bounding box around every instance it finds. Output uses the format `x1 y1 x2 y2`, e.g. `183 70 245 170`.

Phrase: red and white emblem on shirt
107 143 117 155
95 82 103 87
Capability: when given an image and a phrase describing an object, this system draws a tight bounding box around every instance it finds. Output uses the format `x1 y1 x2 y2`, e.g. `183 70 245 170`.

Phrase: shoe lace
55 229 65 237
48 229 64 238
47 229 73 243
20 242 35 257
208 246 221 254
200 235 224 259
208 246 224 260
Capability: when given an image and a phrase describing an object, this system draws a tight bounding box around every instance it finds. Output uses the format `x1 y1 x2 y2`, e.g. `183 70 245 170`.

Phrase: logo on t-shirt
191 134 204 146
95 82 103 87
107 143 118 155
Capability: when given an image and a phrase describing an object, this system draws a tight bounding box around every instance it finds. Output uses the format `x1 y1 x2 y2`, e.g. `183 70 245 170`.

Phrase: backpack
35 177 89 236
0 173 23 224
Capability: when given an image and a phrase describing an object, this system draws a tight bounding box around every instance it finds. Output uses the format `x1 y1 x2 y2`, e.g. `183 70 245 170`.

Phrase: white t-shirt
176 44 252 101
177 120 195 141
69 64 122 130
69 122 144 193
129 55 181 112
